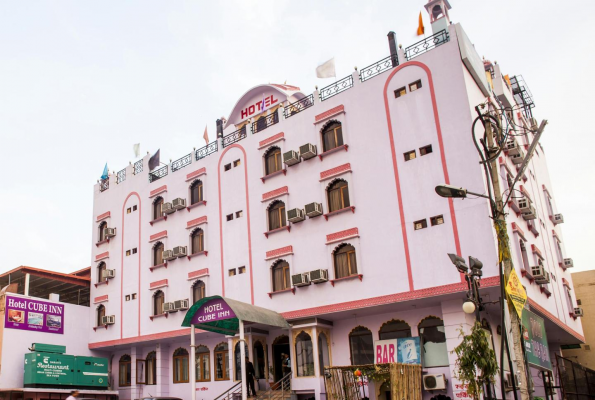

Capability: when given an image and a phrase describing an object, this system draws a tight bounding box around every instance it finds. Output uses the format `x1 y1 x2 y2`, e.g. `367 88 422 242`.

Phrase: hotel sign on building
4 295 65 335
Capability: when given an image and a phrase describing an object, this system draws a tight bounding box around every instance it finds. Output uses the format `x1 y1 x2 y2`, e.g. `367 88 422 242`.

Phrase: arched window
173 348 189 383
119 355 131 387
98 221 107 242
191 228 204 254
379 319 412 340
153 290 164 316
268 201 286 231
254 341 266 379
264 147 282 176
192 280 206 304
190 180 203 205
97 262 107 283
418 316 448 367
318 333 331 370
272 260 290 292
255 116 267 133
96 304 105 327
334 244 357 279
196 345 210 382
234 342 248 380
321 121 343 152
215 343 229 381
146 351 157 385
349 326 373 365
153 242 164 266
295 332 314 377
327 179 350 212
153 197 164 220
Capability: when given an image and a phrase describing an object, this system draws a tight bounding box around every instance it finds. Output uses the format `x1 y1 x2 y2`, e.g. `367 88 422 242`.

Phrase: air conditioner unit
553 213 564 224
563 258 574 268
162 250 176 261
174 299 189 311
172 198 187 210
103 228 116 238
102 269 116 280
299 143 317 160
574 307 584 317
287 208 305 223
291 273 311 287
530 117 538 129
173 246 187 258
531 265 550 284
309 269 328 283
422 374 446 391
163 302 176 313
521 205 537 221
517 197 531 213
505 139 521 156
305 202 323 217
510 149 525 165
101 315 115 325
161 202 175 214
283 150 300 166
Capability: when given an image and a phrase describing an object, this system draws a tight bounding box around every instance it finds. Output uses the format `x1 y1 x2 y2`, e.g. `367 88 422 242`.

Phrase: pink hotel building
84 1 583 399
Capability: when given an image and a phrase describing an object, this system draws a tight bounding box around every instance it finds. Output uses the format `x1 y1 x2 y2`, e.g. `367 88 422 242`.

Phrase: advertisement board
5 295 64 335
521 309 552 371
189 298 236 325
374 337 421 365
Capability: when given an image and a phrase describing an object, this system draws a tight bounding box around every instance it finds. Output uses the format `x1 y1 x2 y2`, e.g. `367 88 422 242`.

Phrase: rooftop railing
360 54 399 82
405 29 449 61
252 110 279 133
149 165 168 183
171 153 191 172
222 126 248 148
284 94 314 118
116 168 126 184
195 141 218 161
133 159 143 175
319 75 353 101
99 179 109 192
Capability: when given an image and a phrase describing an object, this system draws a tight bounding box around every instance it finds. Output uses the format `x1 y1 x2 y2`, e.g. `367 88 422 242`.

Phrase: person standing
66 390 79 400
245 356 256 397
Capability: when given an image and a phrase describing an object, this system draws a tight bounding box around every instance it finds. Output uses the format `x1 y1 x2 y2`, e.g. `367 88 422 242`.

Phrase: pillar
312 326 320 377
156 343 170 397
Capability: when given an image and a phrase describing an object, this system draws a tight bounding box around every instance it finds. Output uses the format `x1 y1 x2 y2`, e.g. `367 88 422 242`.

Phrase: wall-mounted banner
521 309 552 371
5 295 64 335
397 337 421 364
189 298 236 325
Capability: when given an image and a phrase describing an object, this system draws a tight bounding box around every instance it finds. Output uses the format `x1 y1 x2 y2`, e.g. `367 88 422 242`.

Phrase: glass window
193 281 205 304
190 180 203 205
191 228 204 254
215 343 229 381
322 121 344 152
419 317 448 367
97 262 107 282
379 319 411 340
96 305 105 327
153 290 164 316
146 351 157 385
98 221 107 242
153 242 164 266
119 355 131 387
196 345 210 382
173 348 189 383
318 333 331 370
265 147 282 176
327 180 350 213
268 201 286 231
256 116 267 133
254 341 266 379
153 197 164 220
349 326 373 365
334 244 357 279
234 342 248 380
272 261 290 292
295 332 314 377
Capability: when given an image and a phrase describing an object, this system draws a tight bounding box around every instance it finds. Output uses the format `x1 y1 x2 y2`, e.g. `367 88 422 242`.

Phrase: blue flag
101 163 109 180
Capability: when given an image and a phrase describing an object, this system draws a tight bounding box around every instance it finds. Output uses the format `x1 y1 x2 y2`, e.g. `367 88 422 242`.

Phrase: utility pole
481 105 530 400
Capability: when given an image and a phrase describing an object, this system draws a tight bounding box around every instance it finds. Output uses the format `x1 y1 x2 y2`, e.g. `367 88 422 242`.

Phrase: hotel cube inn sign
4 295 64 335
189 298 236 325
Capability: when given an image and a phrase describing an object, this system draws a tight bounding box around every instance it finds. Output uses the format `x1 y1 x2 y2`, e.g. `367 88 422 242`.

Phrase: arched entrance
273 335 290 381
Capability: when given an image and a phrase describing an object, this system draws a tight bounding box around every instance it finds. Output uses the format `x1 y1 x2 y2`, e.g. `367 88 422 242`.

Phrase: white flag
133 143 140 158
316 58 336 79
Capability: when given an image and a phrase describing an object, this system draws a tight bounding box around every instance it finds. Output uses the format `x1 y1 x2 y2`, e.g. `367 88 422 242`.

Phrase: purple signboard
190 298 235 325
5 295 65 335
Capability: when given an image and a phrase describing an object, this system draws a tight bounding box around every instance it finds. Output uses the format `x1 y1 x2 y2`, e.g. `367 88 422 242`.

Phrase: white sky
1 1 593 276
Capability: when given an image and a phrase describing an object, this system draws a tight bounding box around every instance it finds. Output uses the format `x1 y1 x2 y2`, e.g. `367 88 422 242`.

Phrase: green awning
181 295 290 335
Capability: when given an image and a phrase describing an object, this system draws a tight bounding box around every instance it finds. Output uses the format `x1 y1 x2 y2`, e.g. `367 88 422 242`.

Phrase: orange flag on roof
417 12 425 36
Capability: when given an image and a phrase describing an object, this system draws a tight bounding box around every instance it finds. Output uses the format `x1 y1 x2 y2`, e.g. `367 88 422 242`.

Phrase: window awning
181 295 290 335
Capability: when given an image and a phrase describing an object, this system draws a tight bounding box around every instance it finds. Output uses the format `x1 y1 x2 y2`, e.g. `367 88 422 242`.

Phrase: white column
191 325 196 400
312 326 320 377
24 273 30 296
240 320 247 400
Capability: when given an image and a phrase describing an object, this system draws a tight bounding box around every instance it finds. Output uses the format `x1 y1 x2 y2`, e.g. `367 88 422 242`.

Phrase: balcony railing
99 179 109 192
149 165 168 183
360 54 399 82
405 29 449 60
172 153 191 172
252 110 279 134
195 141 218 161
319 75 353 101
116 168 126 184
284 94 314 118
133 159 143 175
222 126 248 148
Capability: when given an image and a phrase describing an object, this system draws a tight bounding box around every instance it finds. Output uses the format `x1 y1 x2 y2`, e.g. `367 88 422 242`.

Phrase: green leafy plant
453 322 499 400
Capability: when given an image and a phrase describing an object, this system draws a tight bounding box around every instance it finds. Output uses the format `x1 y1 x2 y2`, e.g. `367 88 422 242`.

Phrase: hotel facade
0 1 585 399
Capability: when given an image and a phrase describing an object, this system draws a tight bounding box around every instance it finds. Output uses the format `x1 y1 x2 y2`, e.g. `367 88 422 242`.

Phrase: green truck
24 343 109 389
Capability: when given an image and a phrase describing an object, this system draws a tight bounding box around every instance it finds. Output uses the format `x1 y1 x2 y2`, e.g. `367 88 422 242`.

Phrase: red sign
241 95 279 119
374 339 397 364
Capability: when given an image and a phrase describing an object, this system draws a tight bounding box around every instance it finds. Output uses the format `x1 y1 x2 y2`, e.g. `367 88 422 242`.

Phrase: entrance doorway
272 335 290 382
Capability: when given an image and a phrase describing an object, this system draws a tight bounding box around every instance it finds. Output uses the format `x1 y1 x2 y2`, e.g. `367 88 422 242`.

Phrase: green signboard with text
521 309 552 371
